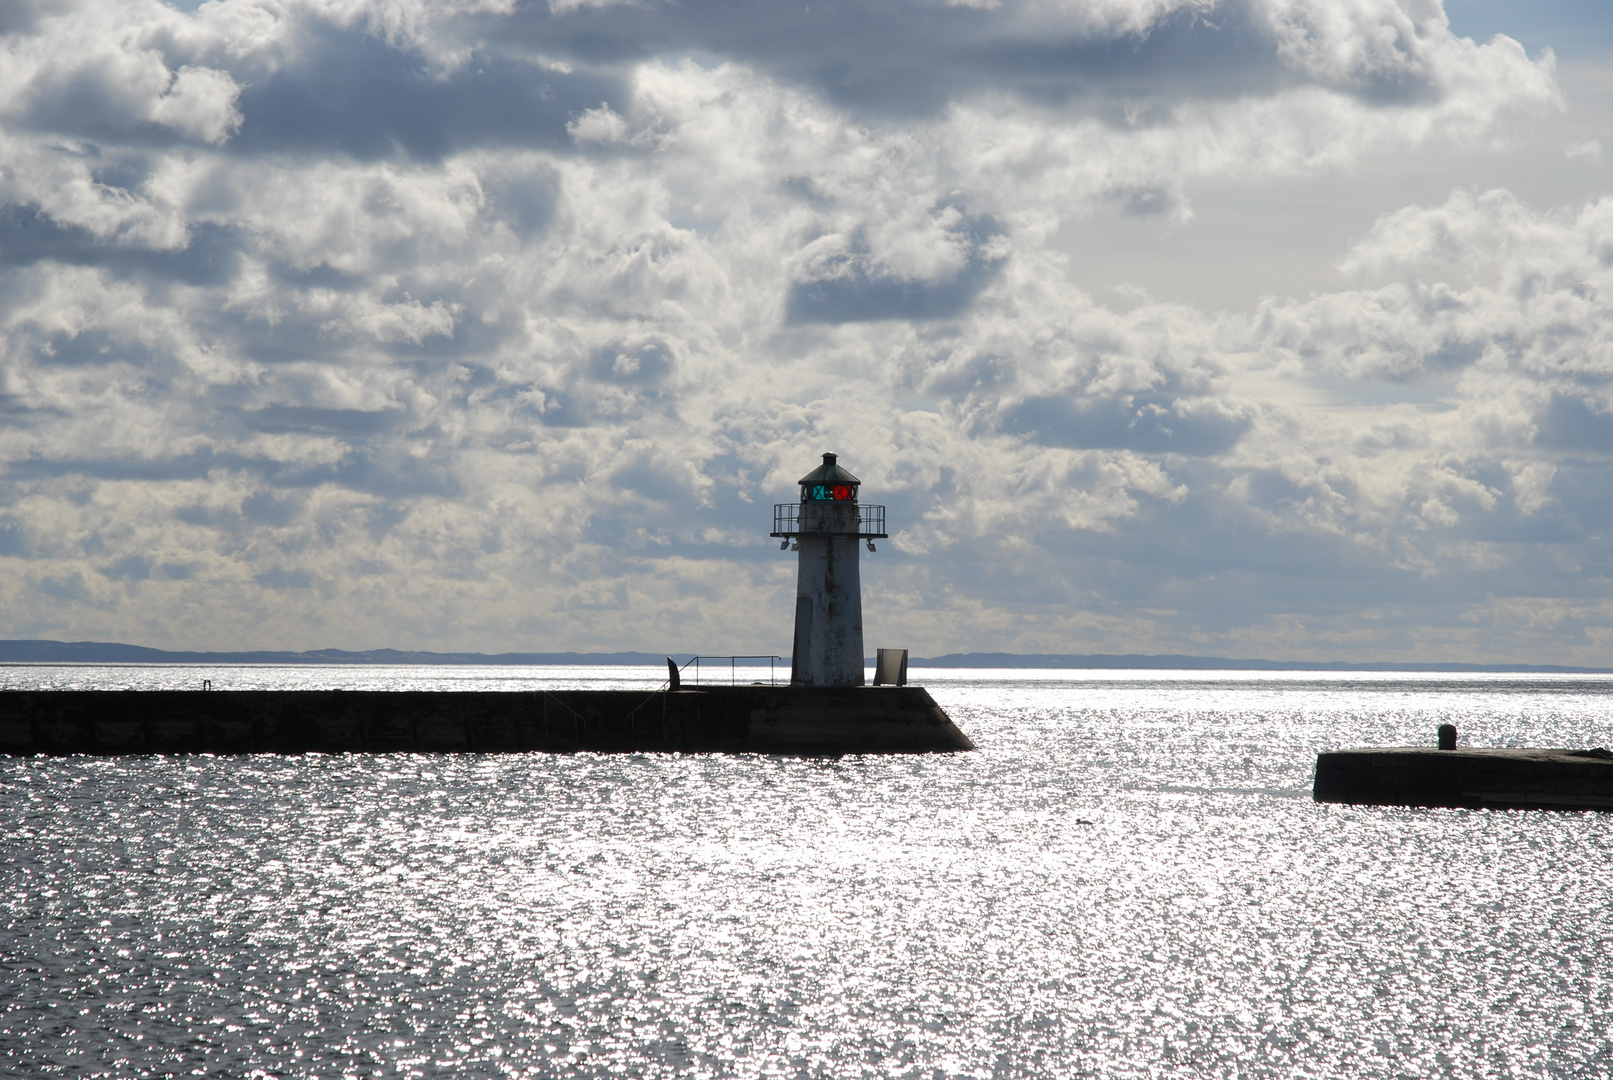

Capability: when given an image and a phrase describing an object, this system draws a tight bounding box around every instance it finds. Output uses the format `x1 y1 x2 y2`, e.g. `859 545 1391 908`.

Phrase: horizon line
0 639 1609 674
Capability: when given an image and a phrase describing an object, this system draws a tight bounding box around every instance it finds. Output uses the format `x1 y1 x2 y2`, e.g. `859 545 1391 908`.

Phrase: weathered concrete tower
772 453 887 686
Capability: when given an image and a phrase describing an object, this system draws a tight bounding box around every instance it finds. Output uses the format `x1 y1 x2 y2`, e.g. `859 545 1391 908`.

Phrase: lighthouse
771 453 887 686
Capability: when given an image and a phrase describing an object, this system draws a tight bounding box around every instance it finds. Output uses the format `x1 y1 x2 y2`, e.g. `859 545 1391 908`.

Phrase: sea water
2 667 1611 1078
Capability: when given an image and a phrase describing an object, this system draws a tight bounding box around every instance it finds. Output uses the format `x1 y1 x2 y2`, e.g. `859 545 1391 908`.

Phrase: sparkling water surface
3 667 1611 1078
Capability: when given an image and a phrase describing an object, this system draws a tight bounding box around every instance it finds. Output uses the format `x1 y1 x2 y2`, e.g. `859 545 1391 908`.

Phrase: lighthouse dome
798 452 860 502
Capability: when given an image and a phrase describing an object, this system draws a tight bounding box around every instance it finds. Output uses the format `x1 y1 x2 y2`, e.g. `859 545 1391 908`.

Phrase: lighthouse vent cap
797 452 861 486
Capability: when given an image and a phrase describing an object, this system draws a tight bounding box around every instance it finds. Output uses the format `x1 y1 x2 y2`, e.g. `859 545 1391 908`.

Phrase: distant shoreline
1 639 1609 674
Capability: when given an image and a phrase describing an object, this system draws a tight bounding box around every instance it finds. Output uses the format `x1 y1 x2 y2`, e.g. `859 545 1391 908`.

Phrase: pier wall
0 685 973 756
1314 747 1613 811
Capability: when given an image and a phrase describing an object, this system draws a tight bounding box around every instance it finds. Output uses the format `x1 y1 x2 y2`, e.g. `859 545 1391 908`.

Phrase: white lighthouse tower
772 453 887 686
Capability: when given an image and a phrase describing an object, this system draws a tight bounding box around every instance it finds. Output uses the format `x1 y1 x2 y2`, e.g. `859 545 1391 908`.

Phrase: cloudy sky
2 0 1611 662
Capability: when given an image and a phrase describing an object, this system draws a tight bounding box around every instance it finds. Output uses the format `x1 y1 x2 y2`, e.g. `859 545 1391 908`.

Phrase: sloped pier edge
0 685 974 756
1314 747 1613 811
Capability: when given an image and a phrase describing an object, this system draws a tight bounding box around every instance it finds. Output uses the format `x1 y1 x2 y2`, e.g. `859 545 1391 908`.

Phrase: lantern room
798 453 861 503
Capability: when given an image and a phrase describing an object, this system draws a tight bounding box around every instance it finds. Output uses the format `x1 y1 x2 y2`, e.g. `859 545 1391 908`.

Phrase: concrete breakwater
0 685 974 756
1314 746 1613 811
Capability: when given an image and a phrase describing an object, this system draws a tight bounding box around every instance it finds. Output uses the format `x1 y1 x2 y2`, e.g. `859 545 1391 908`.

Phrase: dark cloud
0 206 241 285
241 405 410 437
240 491 300 526
609 456 693 504
174 502 233 527
8 448 234 483
481 165 561 239
34 569 89 601
0 519 34 558
284 447 461 500
6 443 458 501
518 393 633 432
787 256 1002 323
0 0 49 34
272 262 366 292
364 503 411 540
486 0 1298 119
101 554 153 581
21 76 191 149
254 568 315 590
1538 393 1613 453
90 155 152 194
36 330 153 367
1546 464 1613 529
230 23 623 160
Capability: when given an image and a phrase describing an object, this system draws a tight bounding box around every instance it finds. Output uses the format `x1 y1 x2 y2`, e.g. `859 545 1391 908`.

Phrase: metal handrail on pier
621 654 786 729
681 655 785 686
770 503 887 539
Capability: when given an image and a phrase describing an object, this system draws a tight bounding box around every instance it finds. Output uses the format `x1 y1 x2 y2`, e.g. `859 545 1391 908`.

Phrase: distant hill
1 639 1609 673
0 640 689 666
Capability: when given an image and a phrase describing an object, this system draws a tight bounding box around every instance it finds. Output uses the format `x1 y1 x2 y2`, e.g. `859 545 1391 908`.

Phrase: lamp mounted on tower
770 452 888 686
